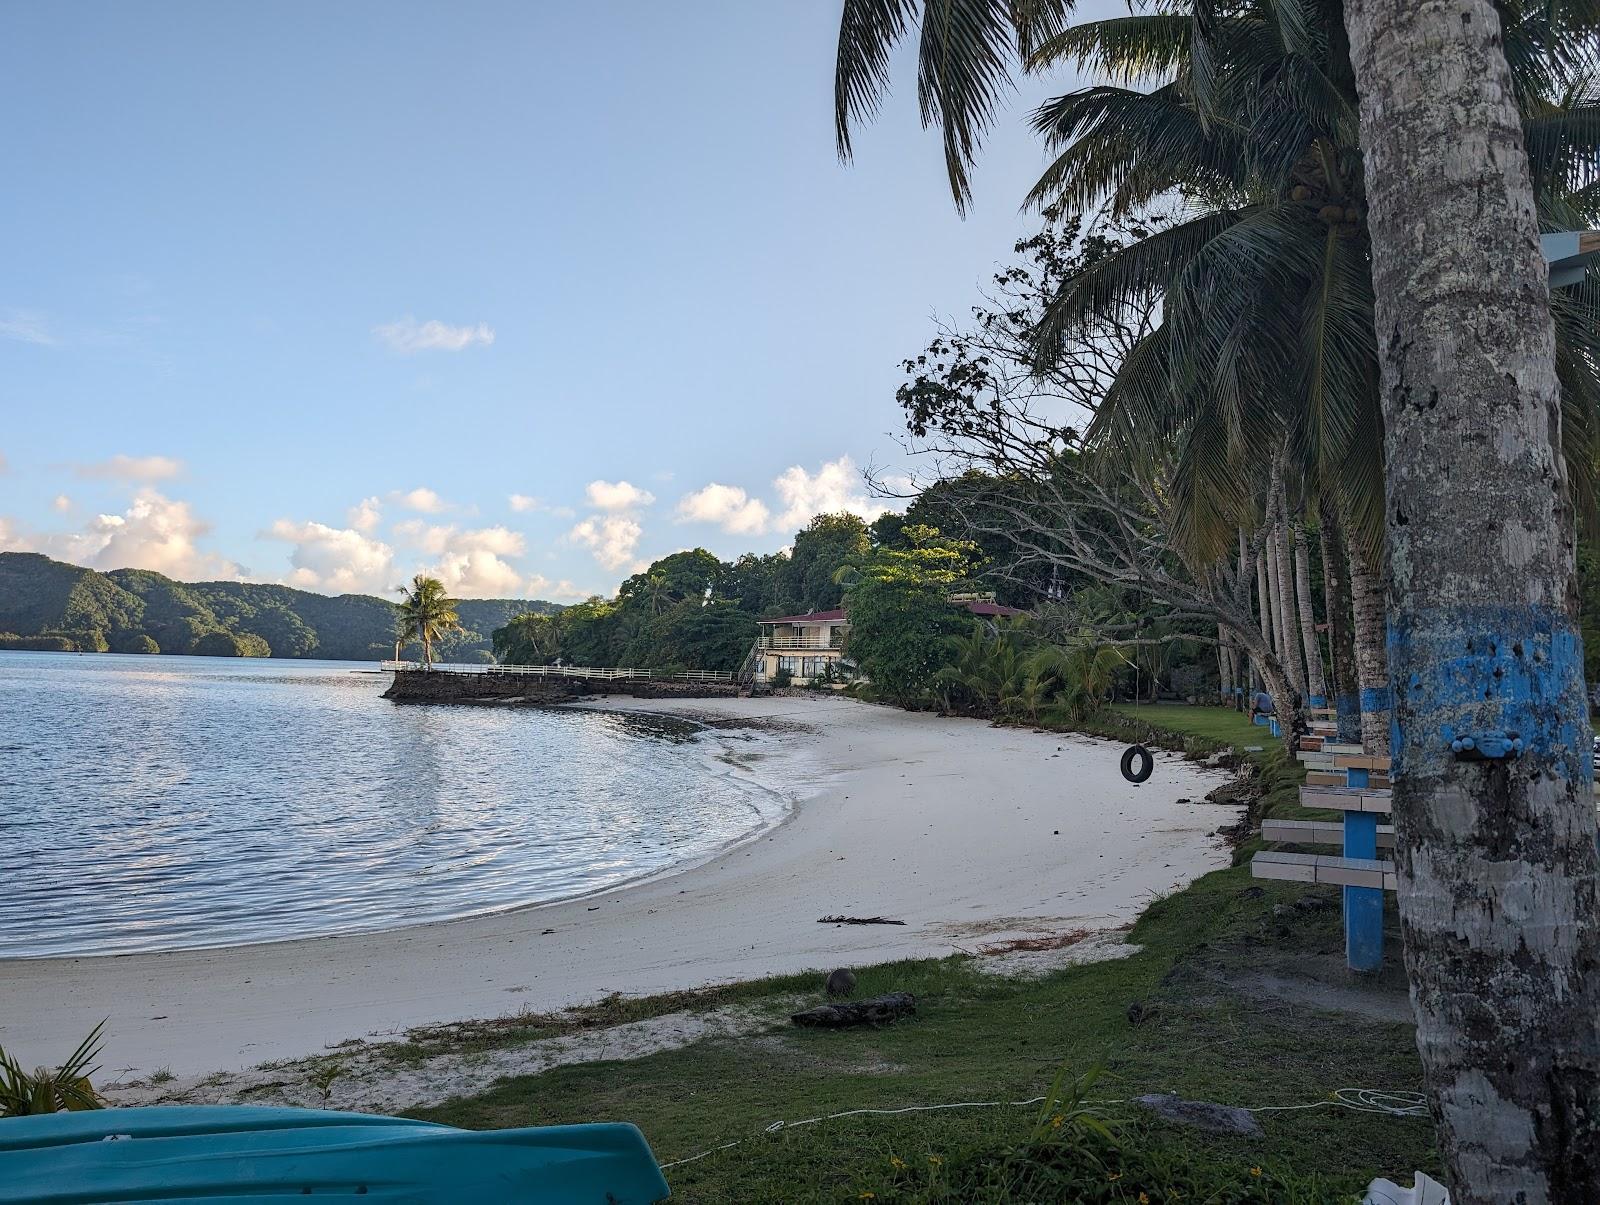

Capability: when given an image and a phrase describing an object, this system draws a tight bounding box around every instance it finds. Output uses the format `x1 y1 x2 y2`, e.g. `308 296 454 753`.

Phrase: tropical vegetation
0 1022 104 1117
831 0 1600 1195
394 576 463 668
0 551 552 661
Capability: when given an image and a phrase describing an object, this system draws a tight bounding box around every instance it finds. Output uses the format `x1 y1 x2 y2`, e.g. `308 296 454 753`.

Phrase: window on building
778 656 799 674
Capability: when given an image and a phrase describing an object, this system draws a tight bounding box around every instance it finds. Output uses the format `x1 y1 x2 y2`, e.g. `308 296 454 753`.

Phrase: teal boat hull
0 1106 670 1203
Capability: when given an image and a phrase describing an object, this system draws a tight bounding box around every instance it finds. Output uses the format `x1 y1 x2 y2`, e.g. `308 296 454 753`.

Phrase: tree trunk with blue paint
1346 0 1600 1197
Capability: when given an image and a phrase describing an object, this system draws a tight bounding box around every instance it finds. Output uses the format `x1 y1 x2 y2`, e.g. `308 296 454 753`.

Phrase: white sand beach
2 696 1237 1079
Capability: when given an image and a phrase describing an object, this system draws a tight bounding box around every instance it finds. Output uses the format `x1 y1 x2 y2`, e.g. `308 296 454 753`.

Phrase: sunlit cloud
675 482 771 535
347 496 382 532
389 486 451 514
772 455 884 530
569 514 643 570
265 518 396 595
52 494 71 512
585 480 655 511
59 489 239 579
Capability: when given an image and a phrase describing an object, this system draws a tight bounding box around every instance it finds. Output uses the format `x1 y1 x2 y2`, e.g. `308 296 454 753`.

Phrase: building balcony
756 634 847 651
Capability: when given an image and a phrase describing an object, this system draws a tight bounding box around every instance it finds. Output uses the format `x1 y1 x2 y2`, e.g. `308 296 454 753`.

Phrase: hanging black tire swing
1120 744 1154 784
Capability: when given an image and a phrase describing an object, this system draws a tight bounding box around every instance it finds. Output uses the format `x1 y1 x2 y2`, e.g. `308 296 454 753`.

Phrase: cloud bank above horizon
0 451 896 602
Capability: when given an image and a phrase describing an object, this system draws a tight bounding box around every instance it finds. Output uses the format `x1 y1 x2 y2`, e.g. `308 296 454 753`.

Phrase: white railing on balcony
756 635 846 651
381 661 734 683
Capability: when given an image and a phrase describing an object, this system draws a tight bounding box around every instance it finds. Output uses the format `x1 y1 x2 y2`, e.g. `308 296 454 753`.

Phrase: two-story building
755 597 1024 684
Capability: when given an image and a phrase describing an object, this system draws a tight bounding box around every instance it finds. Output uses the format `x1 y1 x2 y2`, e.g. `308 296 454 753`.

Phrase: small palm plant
394 574 462 668
0 1021 106 1116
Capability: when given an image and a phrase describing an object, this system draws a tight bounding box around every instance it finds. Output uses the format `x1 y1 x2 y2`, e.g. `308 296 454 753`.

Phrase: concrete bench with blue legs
1251 759 1395 971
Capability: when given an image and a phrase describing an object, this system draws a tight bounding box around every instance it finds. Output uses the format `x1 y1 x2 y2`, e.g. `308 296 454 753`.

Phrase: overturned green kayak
0 1106 670 1203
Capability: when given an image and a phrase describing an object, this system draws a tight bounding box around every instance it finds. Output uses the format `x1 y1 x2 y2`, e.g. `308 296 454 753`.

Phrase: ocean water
0 653 792 958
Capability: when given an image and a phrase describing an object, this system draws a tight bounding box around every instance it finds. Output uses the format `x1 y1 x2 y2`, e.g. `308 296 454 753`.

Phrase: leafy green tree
778 513 873 612
393 575 460 667
842 577 969 706
493 612 560 665
553 597 621 666
840 524 983 704
109 632 160 655
191 630 270 657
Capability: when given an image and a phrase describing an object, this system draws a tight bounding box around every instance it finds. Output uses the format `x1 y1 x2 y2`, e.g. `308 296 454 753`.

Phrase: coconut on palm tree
394 575 461 668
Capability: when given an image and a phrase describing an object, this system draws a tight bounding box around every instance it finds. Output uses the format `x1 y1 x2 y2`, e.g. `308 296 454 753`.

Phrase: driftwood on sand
790 993 916 1028
817 915 906 926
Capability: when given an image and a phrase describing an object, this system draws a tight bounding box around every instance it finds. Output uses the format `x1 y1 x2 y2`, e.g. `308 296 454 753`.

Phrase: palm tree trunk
1269 459 1308 698
1292 525 1328 703
1345 1 1600 1196
1319 496 1362 745
1255 540 1274 686
1345 521 1391 757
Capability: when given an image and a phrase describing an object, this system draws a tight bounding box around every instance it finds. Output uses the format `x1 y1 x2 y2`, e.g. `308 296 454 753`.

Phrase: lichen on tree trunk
1319 496 1363 744
1344 0 1600 1198
1345 503 1392 757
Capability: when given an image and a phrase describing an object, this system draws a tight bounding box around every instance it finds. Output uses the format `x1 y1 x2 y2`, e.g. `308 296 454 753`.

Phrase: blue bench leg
1343 809 1382 971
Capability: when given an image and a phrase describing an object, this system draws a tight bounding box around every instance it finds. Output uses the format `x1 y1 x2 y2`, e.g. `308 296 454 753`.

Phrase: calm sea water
0 653 792 958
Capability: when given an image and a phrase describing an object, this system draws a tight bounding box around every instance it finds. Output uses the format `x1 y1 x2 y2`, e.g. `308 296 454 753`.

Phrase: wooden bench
1299 785 1392 814
1262 817 1395 849
1253 850 1397 891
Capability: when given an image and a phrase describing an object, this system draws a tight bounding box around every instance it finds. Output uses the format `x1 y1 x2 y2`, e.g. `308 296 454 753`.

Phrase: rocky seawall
381 669 741 705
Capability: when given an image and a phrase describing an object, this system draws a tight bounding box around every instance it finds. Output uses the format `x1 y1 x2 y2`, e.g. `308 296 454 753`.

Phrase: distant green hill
0 552 558 661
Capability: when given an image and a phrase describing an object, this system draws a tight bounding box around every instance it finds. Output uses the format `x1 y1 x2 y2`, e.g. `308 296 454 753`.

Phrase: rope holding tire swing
1119 646 1152 783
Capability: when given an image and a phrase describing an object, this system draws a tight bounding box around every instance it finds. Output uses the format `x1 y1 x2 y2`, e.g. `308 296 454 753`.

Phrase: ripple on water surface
0 654 791 957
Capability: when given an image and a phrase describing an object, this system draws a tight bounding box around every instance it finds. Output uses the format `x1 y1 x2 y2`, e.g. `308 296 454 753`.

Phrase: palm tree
836 0 1600 1190
837 0 1600 747
1344 2 1600 1194
394 575 461 669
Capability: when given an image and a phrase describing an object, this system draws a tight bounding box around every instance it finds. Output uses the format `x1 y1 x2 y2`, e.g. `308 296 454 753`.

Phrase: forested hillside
0 552 556 660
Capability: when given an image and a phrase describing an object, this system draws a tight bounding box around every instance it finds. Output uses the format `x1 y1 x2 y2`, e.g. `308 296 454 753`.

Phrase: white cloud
569 515 643 570
52 494 71 512
60 489 239 579
74 454 183 482
394 520 525 558
266 518 396 595
523 574 588 602
426 550 525 598
585 480 655 511
773 455 884 530
0 516 34 551
390 486 450 514
675 483 772 535
0 451 8 474
508 494 576 519
348 496 381 532
373 316 495 354
0 310 56 346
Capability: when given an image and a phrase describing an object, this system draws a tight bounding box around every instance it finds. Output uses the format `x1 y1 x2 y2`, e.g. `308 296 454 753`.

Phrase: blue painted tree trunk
1346 0 1600 1196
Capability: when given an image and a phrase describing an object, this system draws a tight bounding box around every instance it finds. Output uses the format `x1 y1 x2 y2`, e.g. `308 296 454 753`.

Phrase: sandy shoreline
1 696 1237 1078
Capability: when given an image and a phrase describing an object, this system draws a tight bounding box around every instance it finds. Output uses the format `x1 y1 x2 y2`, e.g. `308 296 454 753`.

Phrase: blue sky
0 2 1105 600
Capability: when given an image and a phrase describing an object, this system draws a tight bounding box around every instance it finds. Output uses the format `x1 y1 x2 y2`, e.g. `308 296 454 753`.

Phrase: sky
0 1 1111 601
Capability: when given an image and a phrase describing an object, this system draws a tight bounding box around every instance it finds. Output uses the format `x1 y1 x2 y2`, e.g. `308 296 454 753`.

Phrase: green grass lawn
412 705 1435 1203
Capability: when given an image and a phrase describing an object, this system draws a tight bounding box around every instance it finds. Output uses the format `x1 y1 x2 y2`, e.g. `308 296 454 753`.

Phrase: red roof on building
964 601 1026 617
759 601 1025 624
759 609 847 625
